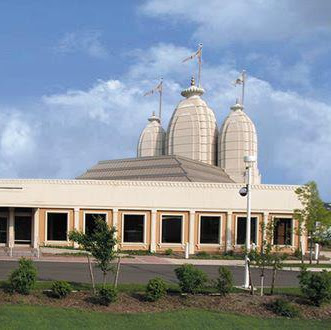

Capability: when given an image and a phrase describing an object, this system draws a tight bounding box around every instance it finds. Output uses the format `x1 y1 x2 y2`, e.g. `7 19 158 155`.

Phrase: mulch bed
0 290 330 320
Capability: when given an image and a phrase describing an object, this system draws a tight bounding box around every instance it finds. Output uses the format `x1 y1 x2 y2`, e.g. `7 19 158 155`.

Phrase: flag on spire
143 79 163 96
182 43 203 63
233 70 245 86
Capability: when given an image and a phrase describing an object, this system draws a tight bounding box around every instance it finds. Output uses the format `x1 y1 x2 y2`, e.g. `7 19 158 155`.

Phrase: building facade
0 179 305 254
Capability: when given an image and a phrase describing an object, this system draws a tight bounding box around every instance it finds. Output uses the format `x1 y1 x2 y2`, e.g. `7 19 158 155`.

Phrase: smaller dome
137 113 166 157
218 101 261 184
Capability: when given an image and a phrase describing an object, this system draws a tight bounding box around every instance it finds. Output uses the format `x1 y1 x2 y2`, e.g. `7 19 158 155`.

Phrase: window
236 217 257 245
0 216 7 244
274 218 292 245
162 215 182 244
200 216 220 244
47 212 68 241
85 213 106 235
123 214 144 243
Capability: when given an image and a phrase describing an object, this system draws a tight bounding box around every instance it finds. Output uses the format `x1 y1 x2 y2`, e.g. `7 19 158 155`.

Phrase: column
112 208 119 251
32 208 40 249
73 208 80 248
8 207 14 248
189 210 195 254
262 212 269 244
150 209 157 253
226 211 233 251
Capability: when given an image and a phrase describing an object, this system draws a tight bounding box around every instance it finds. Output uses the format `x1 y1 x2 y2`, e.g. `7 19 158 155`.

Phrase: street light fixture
242 155 256 289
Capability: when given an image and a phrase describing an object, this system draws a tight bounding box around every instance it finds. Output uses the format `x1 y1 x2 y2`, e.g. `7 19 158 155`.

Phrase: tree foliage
69 217 117 286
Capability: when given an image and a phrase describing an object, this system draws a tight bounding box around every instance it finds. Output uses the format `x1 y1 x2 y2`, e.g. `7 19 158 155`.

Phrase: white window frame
160 213 184 247
272 216 294 247
45 210 70 243
198 214 223 246
234 215 259 247
121 212 147 245
0 211 8 246
83 211 108 234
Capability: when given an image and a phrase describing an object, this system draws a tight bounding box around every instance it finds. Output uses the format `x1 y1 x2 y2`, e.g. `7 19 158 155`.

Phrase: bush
175 264 208 294
97 285 118 306
165 248 173 255
9 258 37 295
298 268 331 306
51 281 72 299
267 299 300 318
216 266 233 296
145 277 167 302
196 251 209 258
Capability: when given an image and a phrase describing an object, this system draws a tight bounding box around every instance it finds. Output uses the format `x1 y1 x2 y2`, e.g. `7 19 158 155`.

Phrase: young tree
294 181 331 264
69 217 117 289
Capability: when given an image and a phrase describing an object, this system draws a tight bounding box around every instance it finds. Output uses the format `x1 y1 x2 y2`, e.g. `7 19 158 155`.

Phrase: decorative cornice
0 178 301 191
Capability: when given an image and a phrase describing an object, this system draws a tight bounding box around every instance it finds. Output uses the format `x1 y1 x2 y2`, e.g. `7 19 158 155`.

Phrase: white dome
137 113 166 157
166 79 218 165
218 102 261 184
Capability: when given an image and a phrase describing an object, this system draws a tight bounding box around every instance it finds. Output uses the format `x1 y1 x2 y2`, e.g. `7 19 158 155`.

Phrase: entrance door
15 216 32 245
0 216 7 244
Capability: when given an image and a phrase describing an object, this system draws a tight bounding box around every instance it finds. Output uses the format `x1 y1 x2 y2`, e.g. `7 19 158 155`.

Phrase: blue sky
0 0 330 199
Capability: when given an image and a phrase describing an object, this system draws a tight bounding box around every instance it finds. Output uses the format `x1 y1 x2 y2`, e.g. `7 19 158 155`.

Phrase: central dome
166 78 218 165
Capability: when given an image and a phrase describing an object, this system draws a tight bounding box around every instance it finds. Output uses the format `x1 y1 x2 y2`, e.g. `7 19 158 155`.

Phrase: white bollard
185 243 189 259
314 243 319 261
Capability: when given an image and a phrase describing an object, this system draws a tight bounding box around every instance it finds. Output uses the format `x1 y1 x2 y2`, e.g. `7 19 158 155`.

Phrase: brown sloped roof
76 155 234 183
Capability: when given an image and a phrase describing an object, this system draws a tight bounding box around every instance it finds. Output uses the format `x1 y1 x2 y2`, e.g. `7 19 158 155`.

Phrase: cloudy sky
0 0 330 199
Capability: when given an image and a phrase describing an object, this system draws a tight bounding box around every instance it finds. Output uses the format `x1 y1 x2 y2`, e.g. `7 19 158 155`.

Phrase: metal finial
191 76 195 86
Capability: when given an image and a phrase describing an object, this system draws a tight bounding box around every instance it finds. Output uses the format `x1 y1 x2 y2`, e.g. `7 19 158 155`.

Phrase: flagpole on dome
159 77 163 121
233 69 246 106
143 78 163 122
182 43 203 88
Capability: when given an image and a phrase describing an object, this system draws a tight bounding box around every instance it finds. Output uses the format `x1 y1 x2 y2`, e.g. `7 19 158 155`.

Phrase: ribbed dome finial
181 77 205 98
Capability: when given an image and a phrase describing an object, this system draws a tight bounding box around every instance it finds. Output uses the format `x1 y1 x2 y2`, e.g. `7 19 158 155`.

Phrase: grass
0 305 328 329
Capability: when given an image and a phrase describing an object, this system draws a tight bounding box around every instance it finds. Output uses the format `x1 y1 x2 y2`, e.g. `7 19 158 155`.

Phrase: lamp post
243 155 256 289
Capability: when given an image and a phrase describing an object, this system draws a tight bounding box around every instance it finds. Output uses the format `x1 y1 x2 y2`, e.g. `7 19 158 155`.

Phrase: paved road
0 260 300 287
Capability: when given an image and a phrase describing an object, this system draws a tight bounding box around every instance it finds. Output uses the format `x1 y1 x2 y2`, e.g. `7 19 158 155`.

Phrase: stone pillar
8 207 15 248
150 209 157 253
32 208 40 249
226 211 233 251
112 208 119 251
189 210 195 254
73 208 80 248
262 212 269 244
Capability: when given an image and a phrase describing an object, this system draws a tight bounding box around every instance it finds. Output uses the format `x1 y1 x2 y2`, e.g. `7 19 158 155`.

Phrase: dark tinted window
162 215 182 243
200 216 220 244
47 213 68 241
236 217 257 245
274 218 292 245
123 214 144 243
85 213 106 235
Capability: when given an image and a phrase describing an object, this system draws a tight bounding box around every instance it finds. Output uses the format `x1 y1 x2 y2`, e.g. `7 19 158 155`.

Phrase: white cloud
0 42 331 198
141 0 331 44
56 30 108 59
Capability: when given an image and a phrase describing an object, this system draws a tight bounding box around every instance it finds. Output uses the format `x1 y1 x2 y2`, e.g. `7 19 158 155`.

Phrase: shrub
165 248 173 255
145 277 167 302
97 285 118 306
267 299 300 318
51 281 72 299
175 264 208 294
298 268 331 306
196 251 209 258
9 258 37 295
216 266 233 296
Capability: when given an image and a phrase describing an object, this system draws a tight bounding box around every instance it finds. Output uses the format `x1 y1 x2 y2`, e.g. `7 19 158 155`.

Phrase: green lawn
0 305 328 330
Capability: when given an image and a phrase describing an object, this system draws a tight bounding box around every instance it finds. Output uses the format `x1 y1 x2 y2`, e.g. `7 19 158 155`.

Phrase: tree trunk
300 239 304 264
248 260 254 295
309 234 313 264
103 271 107 287
114 256 121 288
87 254 96 294
270 265 277 295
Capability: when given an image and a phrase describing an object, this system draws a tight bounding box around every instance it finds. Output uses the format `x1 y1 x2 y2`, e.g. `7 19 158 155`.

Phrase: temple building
0 75 305 256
